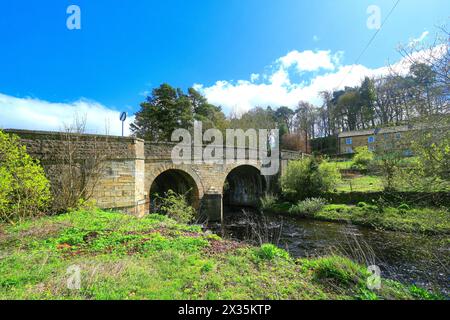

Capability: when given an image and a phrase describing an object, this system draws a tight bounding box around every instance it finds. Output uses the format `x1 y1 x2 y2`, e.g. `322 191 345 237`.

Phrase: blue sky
0 0 448 134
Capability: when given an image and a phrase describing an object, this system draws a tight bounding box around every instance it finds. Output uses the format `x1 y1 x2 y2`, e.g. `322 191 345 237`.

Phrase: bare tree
51 114 110 212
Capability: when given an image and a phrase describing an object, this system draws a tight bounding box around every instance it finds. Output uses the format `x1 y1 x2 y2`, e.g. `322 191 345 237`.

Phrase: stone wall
4 129 147 217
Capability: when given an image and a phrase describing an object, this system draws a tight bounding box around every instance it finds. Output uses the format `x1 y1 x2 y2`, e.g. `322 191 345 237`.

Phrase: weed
255 244 290 261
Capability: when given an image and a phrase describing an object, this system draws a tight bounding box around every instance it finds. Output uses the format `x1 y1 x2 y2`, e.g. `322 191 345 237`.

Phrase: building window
345 138 352 145
345 147 353 154
368 136 375 143
395 133 401 140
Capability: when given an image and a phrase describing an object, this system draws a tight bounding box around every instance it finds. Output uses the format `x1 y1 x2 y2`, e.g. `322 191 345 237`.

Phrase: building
337 125 412 155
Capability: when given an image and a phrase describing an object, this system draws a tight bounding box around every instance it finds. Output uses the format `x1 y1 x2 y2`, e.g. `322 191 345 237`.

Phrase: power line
337 0 401 89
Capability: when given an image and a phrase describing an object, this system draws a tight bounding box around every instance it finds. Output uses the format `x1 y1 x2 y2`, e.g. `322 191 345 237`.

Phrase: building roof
338 125 412 138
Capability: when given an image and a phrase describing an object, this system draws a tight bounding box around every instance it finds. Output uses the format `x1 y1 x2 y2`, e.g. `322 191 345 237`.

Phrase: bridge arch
222 164 265 209
147 166 204 212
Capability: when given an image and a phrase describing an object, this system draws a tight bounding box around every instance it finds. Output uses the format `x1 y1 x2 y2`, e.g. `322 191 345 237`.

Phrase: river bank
0 209 439 300
264 202 450 235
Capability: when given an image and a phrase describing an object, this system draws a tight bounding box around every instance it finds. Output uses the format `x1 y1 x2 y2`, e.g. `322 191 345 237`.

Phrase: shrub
352 146 374 172
289 198 327 217
357 202 368 208
255 243 290 261
397 203 411 216
356 202 379 212
260 193 278 211
281 158 341 201
319 160 342 191
0 130 52 222
374 149 403 191
154 189 196 224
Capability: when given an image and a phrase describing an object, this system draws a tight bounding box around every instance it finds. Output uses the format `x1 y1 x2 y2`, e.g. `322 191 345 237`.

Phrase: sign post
120 112 127 137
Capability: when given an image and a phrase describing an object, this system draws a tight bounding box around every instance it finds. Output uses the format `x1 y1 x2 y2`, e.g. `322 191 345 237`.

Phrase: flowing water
213 209 450 297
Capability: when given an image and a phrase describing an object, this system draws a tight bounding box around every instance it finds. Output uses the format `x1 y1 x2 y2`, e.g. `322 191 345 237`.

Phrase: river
213 209 450 297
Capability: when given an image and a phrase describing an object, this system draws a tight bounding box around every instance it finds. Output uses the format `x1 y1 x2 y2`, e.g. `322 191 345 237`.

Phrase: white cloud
0 94 135 136
277 50 340 73
194 46 445 114
195 64 383 113
269 68 291 86
194 49 384 113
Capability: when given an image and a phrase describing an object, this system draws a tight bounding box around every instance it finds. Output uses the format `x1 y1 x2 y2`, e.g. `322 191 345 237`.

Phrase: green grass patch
312 204 450 234
0 209 437 300
336 175 384 193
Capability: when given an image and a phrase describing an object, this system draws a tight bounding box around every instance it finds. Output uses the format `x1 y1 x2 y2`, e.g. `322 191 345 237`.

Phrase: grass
332 161 354 170
328 160 385 193
335 175 384 193
312 204 450 235
0 209 436 300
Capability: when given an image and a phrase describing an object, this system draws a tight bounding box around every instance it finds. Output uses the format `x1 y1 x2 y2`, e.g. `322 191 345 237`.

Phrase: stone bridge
5 129 305 222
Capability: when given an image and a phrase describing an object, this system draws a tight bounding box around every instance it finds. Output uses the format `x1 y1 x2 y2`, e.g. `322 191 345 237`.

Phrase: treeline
307 62 448 139
130 84 310 151
293 29 449 140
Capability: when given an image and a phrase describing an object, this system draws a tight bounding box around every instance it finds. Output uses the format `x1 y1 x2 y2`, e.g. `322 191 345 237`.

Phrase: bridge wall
5 129 304 221
4 129 147 216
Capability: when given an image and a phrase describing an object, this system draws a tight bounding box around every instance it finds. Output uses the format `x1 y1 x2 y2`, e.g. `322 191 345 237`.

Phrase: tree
373 131 405 191
337 89 361 131
294 101 317 141
131 84 194 141
397 25 449 98
188 88 228 132
131 84 227 141
275 106 295 133
409 63 440 116
51 115 111 212
398 115 450 192
359 77 377 128
229 106 277 131
318 90 338 136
